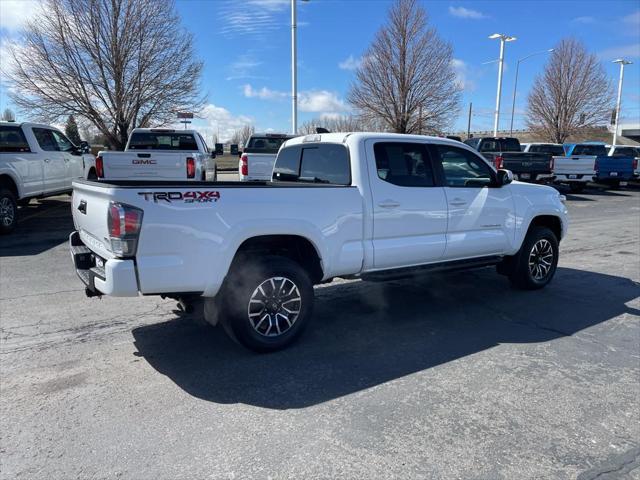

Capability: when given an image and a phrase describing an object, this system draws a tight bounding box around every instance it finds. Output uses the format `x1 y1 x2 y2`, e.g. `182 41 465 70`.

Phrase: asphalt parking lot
1 184 639 479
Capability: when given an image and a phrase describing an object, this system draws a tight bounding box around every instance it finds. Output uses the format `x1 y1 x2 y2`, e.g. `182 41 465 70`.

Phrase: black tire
0 188 18 235
569 183 584 193
508 226 559 290
220 255 314 352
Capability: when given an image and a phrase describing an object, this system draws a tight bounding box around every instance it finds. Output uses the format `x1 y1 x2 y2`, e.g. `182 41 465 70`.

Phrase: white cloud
451 58 476 92
218 0 303 38
571 16 595 24
298 90 346 113
186 104 254 143
448 6 487 19
598 43 640 60
242 84 347 113
339 55 363 71
226 54 264 81
0 0 41 32
243 84 288 100
623 10 640 25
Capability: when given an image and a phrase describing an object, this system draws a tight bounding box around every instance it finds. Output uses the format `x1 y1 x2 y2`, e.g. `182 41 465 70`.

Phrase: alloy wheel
528 239 554 281
247 277 302 337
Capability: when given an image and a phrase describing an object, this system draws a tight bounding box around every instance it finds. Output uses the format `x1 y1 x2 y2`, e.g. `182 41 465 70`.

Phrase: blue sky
1 0 639 141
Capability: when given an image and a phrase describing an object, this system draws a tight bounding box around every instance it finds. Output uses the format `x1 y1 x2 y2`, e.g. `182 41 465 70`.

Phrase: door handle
63 158 70 163
449 198 467 206
378 200 400 209
43 158 51 163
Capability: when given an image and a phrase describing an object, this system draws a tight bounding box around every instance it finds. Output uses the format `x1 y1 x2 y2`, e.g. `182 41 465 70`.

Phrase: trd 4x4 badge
138 191 220 203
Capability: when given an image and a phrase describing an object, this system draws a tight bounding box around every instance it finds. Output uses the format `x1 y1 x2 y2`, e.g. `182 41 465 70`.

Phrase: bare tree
4 0 204 150
230 125 255 147
526 38 614 143
298 115 369 134
348 0 461 134
1 108 15 122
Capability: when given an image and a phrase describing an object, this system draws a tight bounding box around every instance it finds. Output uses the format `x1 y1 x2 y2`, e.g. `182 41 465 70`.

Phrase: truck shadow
132 266 639 410
0 197 73 257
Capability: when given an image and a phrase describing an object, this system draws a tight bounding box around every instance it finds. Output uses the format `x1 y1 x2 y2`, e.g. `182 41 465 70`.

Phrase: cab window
373 142 435 187
0 126 30 153
33 128 59 152
273 143 350 185
436 145 494 188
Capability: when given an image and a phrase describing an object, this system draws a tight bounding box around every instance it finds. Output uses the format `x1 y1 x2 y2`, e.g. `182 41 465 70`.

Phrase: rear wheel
508 226 559 290
220 256 314 352
0 189 18 234
569 183 585 193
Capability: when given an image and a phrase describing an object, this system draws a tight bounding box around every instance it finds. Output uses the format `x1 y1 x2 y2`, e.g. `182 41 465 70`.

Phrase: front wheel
508 226 559 290
220 256 314 352
0 189 18 234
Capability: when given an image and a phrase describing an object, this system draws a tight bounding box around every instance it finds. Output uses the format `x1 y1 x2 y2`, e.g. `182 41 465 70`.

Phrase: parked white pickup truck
0 121 95 234
70 133 568 351
97 129 217 182
239 133 296 181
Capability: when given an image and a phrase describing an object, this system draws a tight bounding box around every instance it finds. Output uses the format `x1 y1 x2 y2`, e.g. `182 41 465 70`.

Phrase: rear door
32 128 67 192
432 144 514 260
365 140 448 269
0 125 43 197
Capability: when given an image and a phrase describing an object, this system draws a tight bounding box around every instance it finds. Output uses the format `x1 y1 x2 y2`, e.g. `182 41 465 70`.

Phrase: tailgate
502 152 551 173
598 156 634 176
553 155 596 175
102 152 190 180
246 152 277 179
71 180 116 260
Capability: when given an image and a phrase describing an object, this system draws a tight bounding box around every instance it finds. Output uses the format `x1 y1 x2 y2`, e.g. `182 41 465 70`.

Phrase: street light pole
612 58 632 146
489 33 516 137
509 49 553 136
291 0 298 135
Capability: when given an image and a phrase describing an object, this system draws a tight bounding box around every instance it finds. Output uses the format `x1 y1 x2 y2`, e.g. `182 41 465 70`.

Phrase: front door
366 140 448 270
432 144 514 260
51 130 84 185
33 128 67 193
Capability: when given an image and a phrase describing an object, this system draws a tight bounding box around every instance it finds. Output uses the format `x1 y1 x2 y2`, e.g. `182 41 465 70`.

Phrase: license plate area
610 172 618 177
568 174 578 179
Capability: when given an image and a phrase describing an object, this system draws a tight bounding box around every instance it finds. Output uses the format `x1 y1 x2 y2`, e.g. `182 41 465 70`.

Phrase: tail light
107 202 143 257
550 157 554 171
240 153 248 176
494 156 503 169
633 158 638 170
186 157 195 178
594 159 599 173
95 155 104 178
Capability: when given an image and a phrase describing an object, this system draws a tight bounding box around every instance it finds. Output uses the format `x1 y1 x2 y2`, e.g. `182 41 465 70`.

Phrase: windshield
128 132 198 150
245 136 293 154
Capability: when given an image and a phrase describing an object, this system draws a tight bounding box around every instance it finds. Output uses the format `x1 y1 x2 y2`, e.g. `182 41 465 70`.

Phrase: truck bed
70 179 364 297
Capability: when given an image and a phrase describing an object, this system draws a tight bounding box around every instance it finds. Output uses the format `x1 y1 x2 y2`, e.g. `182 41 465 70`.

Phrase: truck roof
283 132 469 148
0 121 64 130
130 128 200 135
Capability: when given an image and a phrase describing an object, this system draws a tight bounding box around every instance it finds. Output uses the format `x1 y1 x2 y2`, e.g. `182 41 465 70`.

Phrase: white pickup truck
238 133 296 181
0 121 95 234
97 128 217 182
70 133 568 352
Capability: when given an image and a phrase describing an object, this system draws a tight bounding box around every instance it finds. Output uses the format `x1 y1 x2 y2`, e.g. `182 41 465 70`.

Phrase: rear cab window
529 144 564 155
128 131 199 150
573 145 608 156
612 147 637 157
0 126 30 153
273 143 351 185
245 135 295 154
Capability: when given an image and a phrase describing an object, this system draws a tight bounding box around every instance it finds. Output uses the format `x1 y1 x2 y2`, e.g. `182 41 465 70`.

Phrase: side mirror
496 169 514 186
210 151 216 159
79 141 90 154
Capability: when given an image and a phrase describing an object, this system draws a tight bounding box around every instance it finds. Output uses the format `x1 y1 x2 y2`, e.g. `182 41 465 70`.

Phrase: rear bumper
553 174 592 183
69 231 139 297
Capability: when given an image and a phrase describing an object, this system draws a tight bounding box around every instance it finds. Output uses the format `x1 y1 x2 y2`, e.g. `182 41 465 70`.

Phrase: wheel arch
0 173 20 198
230 234 324 284
528 215 563 242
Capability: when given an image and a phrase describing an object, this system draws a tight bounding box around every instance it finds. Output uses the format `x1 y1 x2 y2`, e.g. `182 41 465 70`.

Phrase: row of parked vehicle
463 136 639 193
